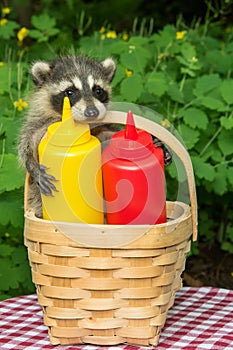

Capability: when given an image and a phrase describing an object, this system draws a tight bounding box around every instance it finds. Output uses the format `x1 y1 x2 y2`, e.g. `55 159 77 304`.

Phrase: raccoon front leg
26 157 57 196
38 165 58 195
18 121 58 196
153 137 173 166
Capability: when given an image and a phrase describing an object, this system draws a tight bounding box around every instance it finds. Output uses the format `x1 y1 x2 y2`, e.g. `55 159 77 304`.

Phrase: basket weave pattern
24 202 191 347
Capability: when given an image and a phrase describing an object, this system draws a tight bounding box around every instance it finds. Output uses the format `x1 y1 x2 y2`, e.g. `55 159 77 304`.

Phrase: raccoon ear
31 61 51 86
101 57 116 82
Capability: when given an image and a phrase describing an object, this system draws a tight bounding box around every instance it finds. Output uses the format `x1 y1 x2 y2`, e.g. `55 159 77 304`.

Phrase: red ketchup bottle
102 110 166 225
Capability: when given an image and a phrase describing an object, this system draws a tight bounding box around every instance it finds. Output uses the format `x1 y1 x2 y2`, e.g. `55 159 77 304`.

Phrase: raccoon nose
84 106 99 118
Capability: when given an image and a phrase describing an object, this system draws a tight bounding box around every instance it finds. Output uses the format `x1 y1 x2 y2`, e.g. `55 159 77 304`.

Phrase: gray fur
18 55 116 217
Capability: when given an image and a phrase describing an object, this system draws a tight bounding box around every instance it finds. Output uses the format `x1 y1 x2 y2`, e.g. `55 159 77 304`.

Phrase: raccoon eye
65 89 74 97
93 85 104 97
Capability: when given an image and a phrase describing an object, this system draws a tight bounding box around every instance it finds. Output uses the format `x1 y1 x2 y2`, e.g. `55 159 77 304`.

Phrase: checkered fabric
0 287 232 350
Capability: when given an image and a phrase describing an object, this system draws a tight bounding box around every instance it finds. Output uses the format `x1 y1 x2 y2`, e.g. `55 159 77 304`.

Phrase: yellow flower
158 53 165 60
100 34 105 40
161 119 171 128
128 45 135 54
191 56 198 63
17 27 28 42
0 62 4 67
106 30 117 39
122 33 129 41
14 98 28 112
225 26 231 33
176 30 187 40
2 7 11 15
99 26 106 34
125 68 133 77
0 18 7 26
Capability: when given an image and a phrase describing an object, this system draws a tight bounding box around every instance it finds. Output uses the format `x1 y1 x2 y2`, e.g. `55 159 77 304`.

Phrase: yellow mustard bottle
38 97 104 224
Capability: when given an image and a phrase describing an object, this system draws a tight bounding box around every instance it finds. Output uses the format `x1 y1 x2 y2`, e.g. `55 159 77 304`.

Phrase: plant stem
7 48 14 105
45 42 56 55
214 159 233 168
200 126 222 157
179 74 186 92
0 139 6 169
217 203 228 243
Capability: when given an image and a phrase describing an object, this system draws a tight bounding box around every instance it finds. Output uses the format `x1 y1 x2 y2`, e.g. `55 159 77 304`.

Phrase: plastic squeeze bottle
38 97 104 224
102 110 166 225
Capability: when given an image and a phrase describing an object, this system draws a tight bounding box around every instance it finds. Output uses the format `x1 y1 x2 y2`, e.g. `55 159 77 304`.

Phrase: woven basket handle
102 111 198 241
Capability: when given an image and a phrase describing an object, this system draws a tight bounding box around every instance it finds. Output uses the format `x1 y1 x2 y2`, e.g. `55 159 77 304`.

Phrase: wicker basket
24 111 198 347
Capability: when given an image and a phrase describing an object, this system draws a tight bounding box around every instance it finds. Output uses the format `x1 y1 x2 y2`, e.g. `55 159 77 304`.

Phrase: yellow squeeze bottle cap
48 97 91 146
62 96 72 121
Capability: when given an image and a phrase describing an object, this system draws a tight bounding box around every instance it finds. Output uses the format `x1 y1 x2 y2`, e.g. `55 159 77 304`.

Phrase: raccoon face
31 56 116 122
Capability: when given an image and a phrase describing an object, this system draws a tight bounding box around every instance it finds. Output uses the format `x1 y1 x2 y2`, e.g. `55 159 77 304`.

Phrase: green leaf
213 165 228 195
28 29 44 40
128 36 150 46
49 28 60 37
182 78 196 103
176 55 189 66
0 250 31 291
194 74 221 96
177 125 200 149
12 246 28 264
0 190 24 228
151 25 175 49
0 244 14 257
199 96 225 111
147 71 167 97
120 74 143 102
181 42 196 61
191 156 215 181
220 80 233 105
167 156 187 183
1 117 23 153
167 81 184 103
0 20 19 40
107 41 127 55
0 154 25 192
206 50 233 74
31 14 57 31
178 107 208 130
218 129 233 156
111 64 125 87
210 149 222 163
120 46 150 73
180 67 196 77
227 167 233 187
220 116 233 130
29 14 59 42
221 241 233 254
15 261 31 283
0 258 19 290
0 64 10 94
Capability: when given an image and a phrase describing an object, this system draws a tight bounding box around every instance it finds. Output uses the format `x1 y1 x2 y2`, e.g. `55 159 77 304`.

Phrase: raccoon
18 55 116 217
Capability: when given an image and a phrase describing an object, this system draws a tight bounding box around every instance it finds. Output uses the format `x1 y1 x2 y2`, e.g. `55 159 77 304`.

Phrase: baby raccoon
18 55 116 217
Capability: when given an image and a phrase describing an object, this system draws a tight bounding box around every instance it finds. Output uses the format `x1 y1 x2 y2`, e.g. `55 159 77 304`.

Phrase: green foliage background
0 1 233 299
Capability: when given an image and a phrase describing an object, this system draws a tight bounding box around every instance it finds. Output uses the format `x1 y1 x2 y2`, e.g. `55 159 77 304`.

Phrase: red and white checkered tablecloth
0 287 232 350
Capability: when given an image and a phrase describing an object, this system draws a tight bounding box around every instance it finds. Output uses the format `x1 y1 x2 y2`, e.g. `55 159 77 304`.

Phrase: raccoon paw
153 137 173 166
38 165 58 196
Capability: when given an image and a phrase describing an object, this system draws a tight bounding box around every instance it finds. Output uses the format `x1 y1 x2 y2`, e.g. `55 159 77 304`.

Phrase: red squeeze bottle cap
110 110 154 159
125 110 138 140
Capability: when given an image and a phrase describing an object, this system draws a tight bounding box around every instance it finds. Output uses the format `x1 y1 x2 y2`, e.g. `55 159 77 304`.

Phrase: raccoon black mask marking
31 55 116 122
